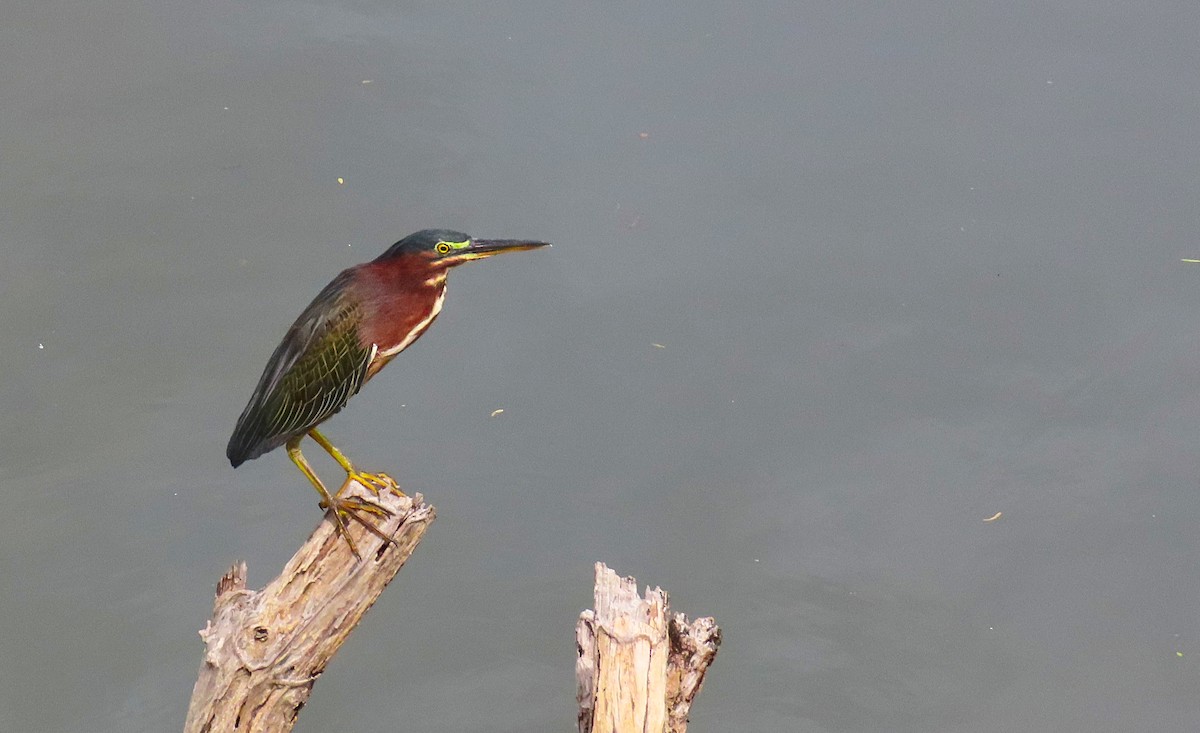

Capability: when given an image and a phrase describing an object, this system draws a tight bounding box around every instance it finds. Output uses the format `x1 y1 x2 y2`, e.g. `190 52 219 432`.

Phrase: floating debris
490 409 504 418
983 512 1002 523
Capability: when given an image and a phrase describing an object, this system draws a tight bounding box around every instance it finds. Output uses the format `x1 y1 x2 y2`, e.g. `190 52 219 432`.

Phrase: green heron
227 229 550 557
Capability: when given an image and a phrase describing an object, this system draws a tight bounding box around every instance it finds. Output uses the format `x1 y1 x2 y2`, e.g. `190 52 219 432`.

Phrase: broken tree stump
576 563 722 733
183 483 434 733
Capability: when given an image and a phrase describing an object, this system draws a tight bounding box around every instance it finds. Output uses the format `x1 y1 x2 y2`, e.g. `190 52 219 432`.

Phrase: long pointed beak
443 238 551 265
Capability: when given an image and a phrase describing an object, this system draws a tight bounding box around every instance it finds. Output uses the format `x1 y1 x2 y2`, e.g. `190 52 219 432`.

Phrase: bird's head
375 229 550 268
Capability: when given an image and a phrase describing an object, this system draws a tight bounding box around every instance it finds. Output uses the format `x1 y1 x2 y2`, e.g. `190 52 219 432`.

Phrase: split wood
183 483 433 733
576 563 722 733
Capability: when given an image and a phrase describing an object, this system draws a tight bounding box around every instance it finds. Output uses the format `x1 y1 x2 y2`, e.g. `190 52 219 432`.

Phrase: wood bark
183 483 434 733
576 563 722 733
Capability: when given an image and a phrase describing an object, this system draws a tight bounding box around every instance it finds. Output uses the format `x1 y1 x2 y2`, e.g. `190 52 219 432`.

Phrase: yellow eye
436 242 451 254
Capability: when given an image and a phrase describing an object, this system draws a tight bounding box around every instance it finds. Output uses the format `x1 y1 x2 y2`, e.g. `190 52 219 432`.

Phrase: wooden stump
183 483 434 733
576 563 721 733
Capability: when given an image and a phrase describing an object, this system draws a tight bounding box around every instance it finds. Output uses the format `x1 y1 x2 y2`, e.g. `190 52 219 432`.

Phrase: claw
340 506 400 547
326 502 361 558
289 435 399 561
348 470 405 497
318 495 397 557
332 492 391 518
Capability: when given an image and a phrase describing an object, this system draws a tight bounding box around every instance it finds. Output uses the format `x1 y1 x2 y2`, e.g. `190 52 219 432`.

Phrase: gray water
4 2 1200 731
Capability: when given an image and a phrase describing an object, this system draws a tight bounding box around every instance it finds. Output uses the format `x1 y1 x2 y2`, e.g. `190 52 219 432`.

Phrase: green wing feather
227 270 373 466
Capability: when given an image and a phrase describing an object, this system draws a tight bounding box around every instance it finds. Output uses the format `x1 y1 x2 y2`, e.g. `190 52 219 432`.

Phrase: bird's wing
227 270 374 465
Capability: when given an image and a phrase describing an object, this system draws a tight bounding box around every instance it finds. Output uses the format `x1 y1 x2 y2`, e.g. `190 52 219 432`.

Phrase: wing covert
227 271 373 466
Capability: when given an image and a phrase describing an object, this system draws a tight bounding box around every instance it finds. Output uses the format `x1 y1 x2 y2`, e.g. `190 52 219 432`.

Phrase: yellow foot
319 494 397 559
346 469 405 498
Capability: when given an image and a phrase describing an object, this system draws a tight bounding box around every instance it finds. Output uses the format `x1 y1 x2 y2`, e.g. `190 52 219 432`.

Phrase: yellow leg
307 428 404 497
287 436 394 559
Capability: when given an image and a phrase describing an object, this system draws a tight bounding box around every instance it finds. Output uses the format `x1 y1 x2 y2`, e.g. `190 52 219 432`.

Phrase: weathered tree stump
183 483 434 733
576 563 722 733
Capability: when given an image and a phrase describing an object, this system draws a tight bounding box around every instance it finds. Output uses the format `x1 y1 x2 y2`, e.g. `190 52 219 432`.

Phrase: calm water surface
3 2 1200 731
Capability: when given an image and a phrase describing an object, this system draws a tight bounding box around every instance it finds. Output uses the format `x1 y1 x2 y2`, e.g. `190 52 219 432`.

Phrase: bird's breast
358 273 448 379
375 285 446 359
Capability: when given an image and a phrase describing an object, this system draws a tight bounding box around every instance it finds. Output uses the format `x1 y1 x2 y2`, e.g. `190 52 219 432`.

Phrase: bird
227 229 550 557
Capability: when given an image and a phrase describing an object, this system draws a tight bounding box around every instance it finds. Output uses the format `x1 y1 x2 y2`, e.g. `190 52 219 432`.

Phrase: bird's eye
436 238 470 255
